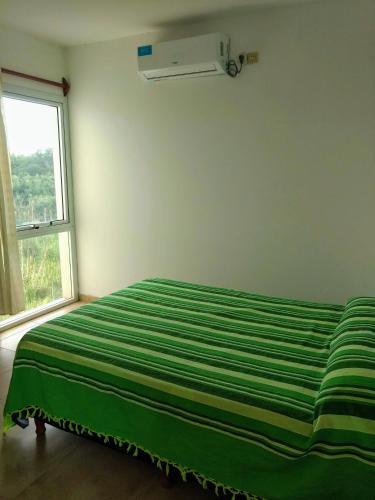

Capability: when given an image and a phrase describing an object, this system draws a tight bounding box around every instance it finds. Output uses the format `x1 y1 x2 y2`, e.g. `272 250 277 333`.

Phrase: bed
3 278 375 499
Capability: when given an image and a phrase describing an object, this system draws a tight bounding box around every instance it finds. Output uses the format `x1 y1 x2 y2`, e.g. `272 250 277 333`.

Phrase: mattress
3 278 375 499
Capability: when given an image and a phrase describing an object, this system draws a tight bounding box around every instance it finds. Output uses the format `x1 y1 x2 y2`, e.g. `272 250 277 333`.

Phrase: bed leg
34 418 46 435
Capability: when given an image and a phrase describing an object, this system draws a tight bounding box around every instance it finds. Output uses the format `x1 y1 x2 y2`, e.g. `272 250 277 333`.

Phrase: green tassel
2 414 14 434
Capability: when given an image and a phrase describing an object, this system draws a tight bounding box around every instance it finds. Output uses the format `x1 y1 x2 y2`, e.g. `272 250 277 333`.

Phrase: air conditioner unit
137 33 229 82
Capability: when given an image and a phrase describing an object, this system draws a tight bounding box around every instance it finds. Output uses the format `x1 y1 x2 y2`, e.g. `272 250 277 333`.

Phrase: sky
3 97 60 156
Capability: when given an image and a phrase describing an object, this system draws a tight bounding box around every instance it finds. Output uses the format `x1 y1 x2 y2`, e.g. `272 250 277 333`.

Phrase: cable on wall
226 38 259 78
226 39 245 78
227 55 244 78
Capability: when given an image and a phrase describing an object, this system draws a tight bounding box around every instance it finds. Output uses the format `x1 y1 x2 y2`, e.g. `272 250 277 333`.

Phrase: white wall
67 0 375 304
0 25 66 83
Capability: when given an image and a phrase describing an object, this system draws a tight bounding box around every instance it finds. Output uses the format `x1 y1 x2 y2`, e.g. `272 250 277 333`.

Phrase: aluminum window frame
0 83 78 331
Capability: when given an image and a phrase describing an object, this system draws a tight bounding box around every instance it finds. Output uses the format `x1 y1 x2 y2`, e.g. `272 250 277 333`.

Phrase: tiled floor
0 303 216 500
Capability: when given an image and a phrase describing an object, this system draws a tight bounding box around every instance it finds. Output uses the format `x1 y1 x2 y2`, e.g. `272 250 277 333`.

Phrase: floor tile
0 321 37 341
0 349 15 374
0 301 82 336
32 302 83 326
0 370 12 401
11 436 215 500
0 422 82 499
0 328 32 352
0 398 4 427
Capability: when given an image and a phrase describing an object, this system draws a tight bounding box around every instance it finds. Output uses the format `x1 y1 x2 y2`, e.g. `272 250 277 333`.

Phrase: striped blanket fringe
3 405 263 500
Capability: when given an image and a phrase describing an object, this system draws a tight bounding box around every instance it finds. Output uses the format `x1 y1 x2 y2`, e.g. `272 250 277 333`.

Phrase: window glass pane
3 97 64 227
19 232 73 311
0 232 73 323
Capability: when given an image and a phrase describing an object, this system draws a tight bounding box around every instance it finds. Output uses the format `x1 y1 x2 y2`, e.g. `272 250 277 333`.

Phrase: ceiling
0 0 318 47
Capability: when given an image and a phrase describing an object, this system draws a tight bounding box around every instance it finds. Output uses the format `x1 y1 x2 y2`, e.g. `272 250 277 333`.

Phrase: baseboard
79 294 99 303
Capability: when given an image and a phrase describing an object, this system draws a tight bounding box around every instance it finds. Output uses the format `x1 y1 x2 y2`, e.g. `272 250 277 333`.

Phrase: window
3 97 67 227
0 86 77 327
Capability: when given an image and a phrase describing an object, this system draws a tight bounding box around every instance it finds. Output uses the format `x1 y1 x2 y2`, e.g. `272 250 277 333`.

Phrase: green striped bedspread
3 278 375 499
